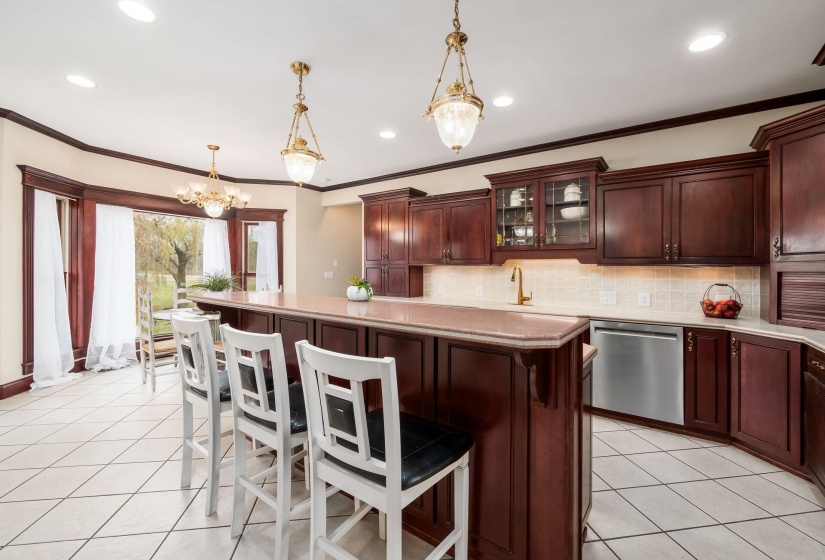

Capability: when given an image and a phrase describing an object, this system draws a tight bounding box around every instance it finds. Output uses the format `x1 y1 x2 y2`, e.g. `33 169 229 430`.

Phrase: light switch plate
324 271 334 279
333 260 338 267
437 283 445 295
638 292 651 307
599 291 617 305
475 285 484 297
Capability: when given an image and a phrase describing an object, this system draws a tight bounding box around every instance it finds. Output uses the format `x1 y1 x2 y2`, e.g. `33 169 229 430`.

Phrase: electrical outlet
324 271 333 279
437 283 445 295
475 285 484 297
599 291 617 305
638 292 651 307
333 260 338 267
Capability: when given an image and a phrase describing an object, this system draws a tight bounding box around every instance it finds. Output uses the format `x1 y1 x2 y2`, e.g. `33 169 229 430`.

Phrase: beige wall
321 103 823 206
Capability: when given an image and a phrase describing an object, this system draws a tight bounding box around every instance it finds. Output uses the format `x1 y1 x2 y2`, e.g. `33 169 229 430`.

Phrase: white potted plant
346 276 373 302
189 270 240 294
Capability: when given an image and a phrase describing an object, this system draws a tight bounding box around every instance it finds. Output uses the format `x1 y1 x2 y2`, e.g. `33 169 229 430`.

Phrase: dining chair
296 341 474 560
138 287 178 391
220 326 339 556
172 314 235 516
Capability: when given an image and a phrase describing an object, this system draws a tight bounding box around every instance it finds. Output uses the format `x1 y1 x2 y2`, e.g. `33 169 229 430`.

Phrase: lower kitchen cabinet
684 328 729 434
364 265 423 297
730 333 802 467
581 357 593 534
804 346 825 496
272 313 314 381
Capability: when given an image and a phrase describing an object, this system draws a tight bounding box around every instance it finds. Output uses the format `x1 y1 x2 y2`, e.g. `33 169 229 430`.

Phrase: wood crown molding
814 43 825 66
750 103 825 149
0 108 321 190
597 151 769 185
485 157 608 183
5 88 825 195
408 188 491 206
358 187 428 203
18 165 288 220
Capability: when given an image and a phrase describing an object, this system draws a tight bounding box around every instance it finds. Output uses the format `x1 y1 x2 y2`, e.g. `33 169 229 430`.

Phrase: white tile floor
1 367 823 559
586 416 825 560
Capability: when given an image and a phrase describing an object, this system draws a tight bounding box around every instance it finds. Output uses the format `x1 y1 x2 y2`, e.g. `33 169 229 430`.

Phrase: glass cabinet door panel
496 184 535 247
544 177 590 245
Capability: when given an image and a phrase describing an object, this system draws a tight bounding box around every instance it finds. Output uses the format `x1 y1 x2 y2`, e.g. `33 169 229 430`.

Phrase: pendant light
423 0 484 153
171 145 251 218
281 62 325 186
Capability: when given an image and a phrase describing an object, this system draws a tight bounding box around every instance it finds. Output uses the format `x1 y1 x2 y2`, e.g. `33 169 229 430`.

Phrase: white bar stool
296 341 474 560
220 326 338 557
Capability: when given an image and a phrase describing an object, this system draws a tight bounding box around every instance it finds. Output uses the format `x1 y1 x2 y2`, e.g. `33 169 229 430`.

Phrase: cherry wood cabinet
730 333 802 467
804 346 825 498
239 309 273 334
360 188 426 265
364 265 423 298
272 313 314 380
408 190 491 265
486 158 607 265
684 328 729 435
581 357 593 534
597 153 769 265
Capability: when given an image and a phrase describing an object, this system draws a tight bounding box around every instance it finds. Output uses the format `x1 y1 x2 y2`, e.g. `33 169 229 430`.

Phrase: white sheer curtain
252 221 280 291
85 204 137 372
31 190 79 389
203 218 231 276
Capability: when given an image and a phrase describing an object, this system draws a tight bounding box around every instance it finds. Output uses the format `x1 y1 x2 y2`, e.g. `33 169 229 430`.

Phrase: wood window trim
19 165 286 376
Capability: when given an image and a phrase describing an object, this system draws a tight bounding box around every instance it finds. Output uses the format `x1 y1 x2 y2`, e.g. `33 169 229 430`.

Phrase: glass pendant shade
433 100 481 152
204 200 224 218
283 151 318 186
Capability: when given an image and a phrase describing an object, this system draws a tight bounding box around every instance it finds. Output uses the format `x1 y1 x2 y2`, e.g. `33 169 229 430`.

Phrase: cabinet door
581 363 593 529
673 168 767 264
408 205 446 265
542 172 596 250
492 180 538 251
597 179 672 264
364 266 385 296
684 329 729 434
804 347 825 497
314 320 366 357
384 266 409 298
364 201 385 264
771 128 825 262
446 198 490 264
239 310 273 334
731 333 802 467
273 314 314 381
385 199 408 263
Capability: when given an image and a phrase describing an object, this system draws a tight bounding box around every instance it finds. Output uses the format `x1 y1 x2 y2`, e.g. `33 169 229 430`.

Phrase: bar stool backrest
220 325 291 432
137 287 155 349
296 341 402 489
171 315 219 396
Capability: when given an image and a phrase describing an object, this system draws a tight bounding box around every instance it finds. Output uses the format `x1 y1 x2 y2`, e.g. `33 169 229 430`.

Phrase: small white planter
346 286 372 302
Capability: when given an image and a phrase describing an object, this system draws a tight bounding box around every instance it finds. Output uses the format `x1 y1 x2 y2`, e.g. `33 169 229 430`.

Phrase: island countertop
189 291 589 350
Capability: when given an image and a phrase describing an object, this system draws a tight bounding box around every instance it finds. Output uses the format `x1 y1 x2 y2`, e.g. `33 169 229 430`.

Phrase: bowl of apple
700 283 743 319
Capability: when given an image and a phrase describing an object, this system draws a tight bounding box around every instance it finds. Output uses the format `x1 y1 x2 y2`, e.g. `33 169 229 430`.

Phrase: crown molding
750 103 825 150
813 43 825 66
357 188 428 203
597 151 769 184
485 157 608 183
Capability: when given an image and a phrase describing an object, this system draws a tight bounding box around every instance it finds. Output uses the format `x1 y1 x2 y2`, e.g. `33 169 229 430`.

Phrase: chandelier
281 61 325 186
423 0 484 153
172 145 251 218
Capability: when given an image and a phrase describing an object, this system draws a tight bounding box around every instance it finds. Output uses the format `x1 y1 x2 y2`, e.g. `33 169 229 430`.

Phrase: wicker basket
700 283 743 319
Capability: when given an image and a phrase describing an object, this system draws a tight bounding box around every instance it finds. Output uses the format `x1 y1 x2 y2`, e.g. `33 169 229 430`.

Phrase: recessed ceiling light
688 33 727 52
379 131 397 139
118 1 156 22
65 75 96 88
493 96 514 107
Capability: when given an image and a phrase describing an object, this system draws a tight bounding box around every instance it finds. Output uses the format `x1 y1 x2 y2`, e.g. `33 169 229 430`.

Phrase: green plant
189 270 241 292
347 276 373 296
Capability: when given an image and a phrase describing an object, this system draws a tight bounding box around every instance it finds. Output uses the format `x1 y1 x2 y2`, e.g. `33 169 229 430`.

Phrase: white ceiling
1 0 823 187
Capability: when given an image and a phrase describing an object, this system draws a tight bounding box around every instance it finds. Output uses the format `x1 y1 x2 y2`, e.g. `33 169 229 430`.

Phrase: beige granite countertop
190 292 589 350
382 296 825 353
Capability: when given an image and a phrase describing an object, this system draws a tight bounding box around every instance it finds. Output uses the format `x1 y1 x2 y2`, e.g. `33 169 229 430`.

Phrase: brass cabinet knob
731 336 738 358
687 331 693 352
674 243 680 262
812 360 825 371
664 243 671 262
773 237 780 259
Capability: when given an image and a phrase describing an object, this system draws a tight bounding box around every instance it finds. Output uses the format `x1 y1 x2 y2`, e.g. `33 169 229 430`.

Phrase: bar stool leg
453 459 470 560
204 411 221 516
230 426 247 538
274 439 292 559
378 511 386 541
303 442 310 490
386 509 403 559
309 463 327 559
180 399 193 489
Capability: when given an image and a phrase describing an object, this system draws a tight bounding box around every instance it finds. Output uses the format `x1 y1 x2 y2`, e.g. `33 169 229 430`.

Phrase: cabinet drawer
807 346 825 383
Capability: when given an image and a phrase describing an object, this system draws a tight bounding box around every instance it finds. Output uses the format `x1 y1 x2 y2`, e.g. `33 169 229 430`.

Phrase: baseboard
0 375 33 399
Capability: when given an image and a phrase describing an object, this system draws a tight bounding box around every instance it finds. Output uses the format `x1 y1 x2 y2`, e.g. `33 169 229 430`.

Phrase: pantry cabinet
684 328 729 435
730 333 802 468
408 190 490 265
597 153 769 265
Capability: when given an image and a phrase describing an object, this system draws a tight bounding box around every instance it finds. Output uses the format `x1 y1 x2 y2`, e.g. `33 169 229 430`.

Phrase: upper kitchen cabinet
752 104 825 263
360 188 427 264
597 152 769 265
408 190 491 265
486 158 608 265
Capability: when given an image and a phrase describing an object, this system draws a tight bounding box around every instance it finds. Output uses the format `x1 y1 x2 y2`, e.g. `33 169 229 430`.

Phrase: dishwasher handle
593 326 680 341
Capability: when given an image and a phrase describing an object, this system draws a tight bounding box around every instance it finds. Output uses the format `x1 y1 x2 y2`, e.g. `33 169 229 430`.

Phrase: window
134 211 205 334
242 221 259 291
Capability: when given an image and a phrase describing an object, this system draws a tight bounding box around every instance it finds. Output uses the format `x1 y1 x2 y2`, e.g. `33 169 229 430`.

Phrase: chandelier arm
428 44 453 110
303 112 324 160
461 46 477 96
285 111 298 151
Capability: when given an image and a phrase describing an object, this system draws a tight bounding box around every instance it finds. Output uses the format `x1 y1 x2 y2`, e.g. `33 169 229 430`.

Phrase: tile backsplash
423 260 762 319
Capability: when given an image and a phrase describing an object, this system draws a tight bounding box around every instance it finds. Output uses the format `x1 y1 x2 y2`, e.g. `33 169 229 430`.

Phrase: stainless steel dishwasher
590 321 684 424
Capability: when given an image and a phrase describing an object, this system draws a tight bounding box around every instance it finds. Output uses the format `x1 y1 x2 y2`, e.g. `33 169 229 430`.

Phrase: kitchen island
190 291 591 560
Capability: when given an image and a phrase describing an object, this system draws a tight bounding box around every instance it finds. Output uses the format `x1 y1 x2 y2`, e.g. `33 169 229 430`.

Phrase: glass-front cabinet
487 158 606 260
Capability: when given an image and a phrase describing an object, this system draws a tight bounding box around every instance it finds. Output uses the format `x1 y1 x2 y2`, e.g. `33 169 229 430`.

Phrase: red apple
724 311 737 318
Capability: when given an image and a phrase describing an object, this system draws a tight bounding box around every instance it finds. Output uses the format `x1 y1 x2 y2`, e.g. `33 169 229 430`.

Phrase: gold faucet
510 266 532 305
